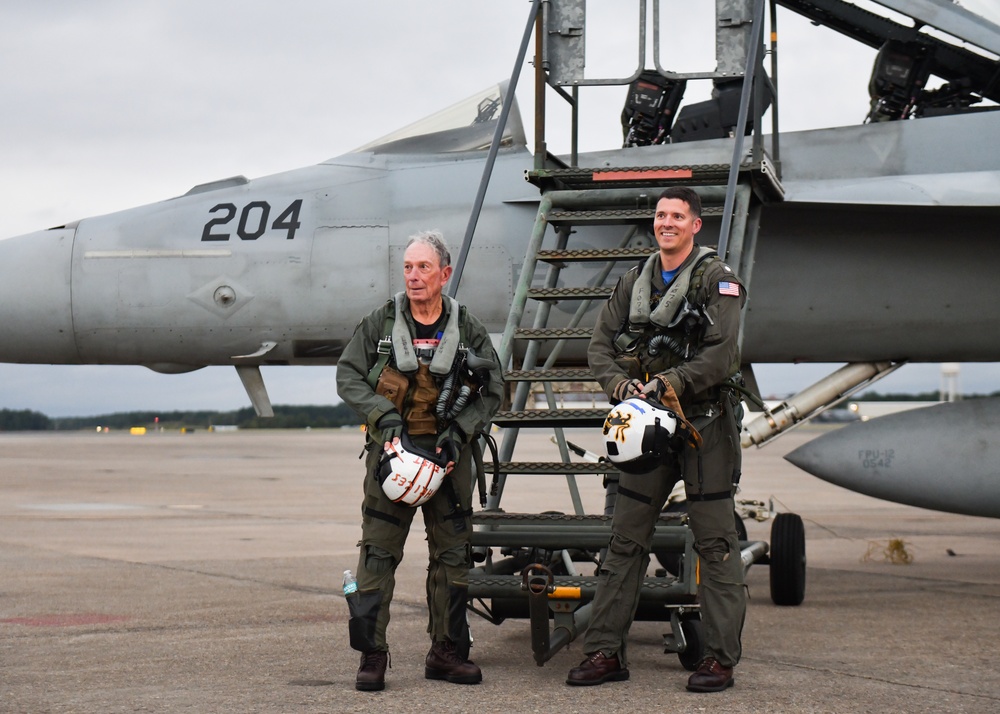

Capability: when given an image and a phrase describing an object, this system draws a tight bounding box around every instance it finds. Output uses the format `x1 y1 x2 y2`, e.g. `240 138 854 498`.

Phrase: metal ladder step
514 327 593 340
547 204 724 226
470 527 688 551
536 247 656 263
467 574 690 600
504 367 595 382
493 408 608 428
527 286 613 302
473 512 683 526
497 461 615 475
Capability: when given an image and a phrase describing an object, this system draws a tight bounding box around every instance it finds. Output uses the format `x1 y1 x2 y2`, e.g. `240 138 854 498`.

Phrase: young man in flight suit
336 230 503 691
566 187 748 692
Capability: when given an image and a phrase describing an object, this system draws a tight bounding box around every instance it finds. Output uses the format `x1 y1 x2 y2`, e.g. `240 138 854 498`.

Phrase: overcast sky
1 1 997 417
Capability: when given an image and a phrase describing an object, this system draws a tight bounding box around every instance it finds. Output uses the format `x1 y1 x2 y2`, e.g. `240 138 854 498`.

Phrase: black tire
769 512 806 606
677 616 705 671
489 554 529 576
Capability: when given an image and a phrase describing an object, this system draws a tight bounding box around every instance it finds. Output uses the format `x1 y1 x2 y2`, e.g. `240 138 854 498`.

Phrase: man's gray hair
406 230 451 268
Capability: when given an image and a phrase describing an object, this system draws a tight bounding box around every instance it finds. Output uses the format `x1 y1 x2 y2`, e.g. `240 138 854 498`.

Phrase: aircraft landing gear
653 495 807 607
769 512 807 606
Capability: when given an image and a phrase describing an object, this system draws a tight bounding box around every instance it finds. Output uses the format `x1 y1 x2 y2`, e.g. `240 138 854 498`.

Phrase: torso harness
614 246 723 379
366 292 471 436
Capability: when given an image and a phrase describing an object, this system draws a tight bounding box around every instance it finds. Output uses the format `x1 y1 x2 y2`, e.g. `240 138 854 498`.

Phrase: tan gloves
640 374 703 450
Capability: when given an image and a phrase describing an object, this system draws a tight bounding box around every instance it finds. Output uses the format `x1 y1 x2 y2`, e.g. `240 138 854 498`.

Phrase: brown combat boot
424 640 482 684
565 651 630 686
355 650 389 691
686 657 734 692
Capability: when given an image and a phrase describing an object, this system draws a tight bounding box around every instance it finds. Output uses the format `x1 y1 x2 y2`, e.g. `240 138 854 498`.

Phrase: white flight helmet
602 397 679 473
378 431 449 506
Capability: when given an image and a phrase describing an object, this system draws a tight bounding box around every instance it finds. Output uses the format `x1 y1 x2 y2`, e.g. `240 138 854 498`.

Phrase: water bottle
343 569 358 596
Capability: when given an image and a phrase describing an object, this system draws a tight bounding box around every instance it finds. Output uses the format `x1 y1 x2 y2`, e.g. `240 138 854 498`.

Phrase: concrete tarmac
1 426 998 713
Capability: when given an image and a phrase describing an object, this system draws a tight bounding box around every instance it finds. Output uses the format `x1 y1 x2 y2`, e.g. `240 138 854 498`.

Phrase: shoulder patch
718 281 740 297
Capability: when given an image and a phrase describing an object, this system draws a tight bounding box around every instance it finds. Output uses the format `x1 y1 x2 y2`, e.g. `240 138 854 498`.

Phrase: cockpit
352 82 527 155
618 0 1000 146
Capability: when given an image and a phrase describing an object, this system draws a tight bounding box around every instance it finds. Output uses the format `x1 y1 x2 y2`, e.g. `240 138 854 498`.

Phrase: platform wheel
769 512 806 606
677 615 705 671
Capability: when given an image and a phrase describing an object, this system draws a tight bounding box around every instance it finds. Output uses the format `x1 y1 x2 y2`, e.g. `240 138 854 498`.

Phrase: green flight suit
584 244 747 669
336 296 503 656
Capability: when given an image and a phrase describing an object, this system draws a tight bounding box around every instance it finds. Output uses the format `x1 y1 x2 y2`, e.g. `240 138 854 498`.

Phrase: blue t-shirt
661 268 680 286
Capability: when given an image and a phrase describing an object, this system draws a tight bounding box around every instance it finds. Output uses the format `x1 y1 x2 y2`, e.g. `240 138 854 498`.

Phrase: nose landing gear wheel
769 512 806 606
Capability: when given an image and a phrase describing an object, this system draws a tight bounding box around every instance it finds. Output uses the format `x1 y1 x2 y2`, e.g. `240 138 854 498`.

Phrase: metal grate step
496 461 615 475
467 574 692 601
514 327 593 340
547 204 724 226
470 527 689 551
536 247 656 263
547 208 656 225
527 286 614 302
493 408 608 428
504 368 595 382
473 511 683 525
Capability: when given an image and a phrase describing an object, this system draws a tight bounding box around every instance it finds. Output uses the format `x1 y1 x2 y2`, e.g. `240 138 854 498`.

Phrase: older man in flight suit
566 187 747 692
337 230 503 691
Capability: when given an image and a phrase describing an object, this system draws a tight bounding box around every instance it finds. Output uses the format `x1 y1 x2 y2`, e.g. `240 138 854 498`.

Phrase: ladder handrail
449 0 540 298
718 0 768 260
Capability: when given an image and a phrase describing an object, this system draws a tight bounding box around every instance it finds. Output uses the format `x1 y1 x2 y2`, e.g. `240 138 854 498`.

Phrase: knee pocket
694 536 732 563
609 534 645 559
363 544 397 575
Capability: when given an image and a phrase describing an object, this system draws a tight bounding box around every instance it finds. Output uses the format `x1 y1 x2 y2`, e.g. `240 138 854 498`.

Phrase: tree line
0 404 362 432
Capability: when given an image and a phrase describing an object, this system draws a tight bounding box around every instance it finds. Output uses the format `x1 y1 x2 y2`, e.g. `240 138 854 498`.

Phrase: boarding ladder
464 0 783 667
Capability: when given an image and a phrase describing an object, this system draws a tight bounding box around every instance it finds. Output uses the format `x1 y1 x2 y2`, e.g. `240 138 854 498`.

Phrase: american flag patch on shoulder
718 281 740 297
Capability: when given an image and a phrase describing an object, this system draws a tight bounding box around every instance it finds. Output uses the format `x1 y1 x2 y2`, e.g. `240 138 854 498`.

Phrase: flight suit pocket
375 366 408 413
701 303 722 344
613 353 643 381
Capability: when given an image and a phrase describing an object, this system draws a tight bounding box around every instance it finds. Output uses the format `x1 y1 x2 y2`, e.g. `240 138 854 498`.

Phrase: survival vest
613 248 726 375
366 293 471 436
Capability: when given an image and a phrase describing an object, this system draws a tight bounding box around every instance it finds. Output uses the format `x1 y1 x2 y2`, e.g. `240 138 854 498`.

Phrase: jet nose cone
0 227 79 363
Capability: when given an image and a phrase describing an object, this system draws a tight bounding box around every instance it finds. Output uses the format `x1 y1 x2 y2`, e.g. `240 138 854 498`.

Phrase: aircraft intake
0 228 79 363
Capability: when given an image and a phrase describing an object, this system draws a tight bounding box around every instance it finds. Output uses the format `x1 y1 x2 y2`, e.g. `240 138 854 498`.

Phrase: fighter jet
1 0 999 521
